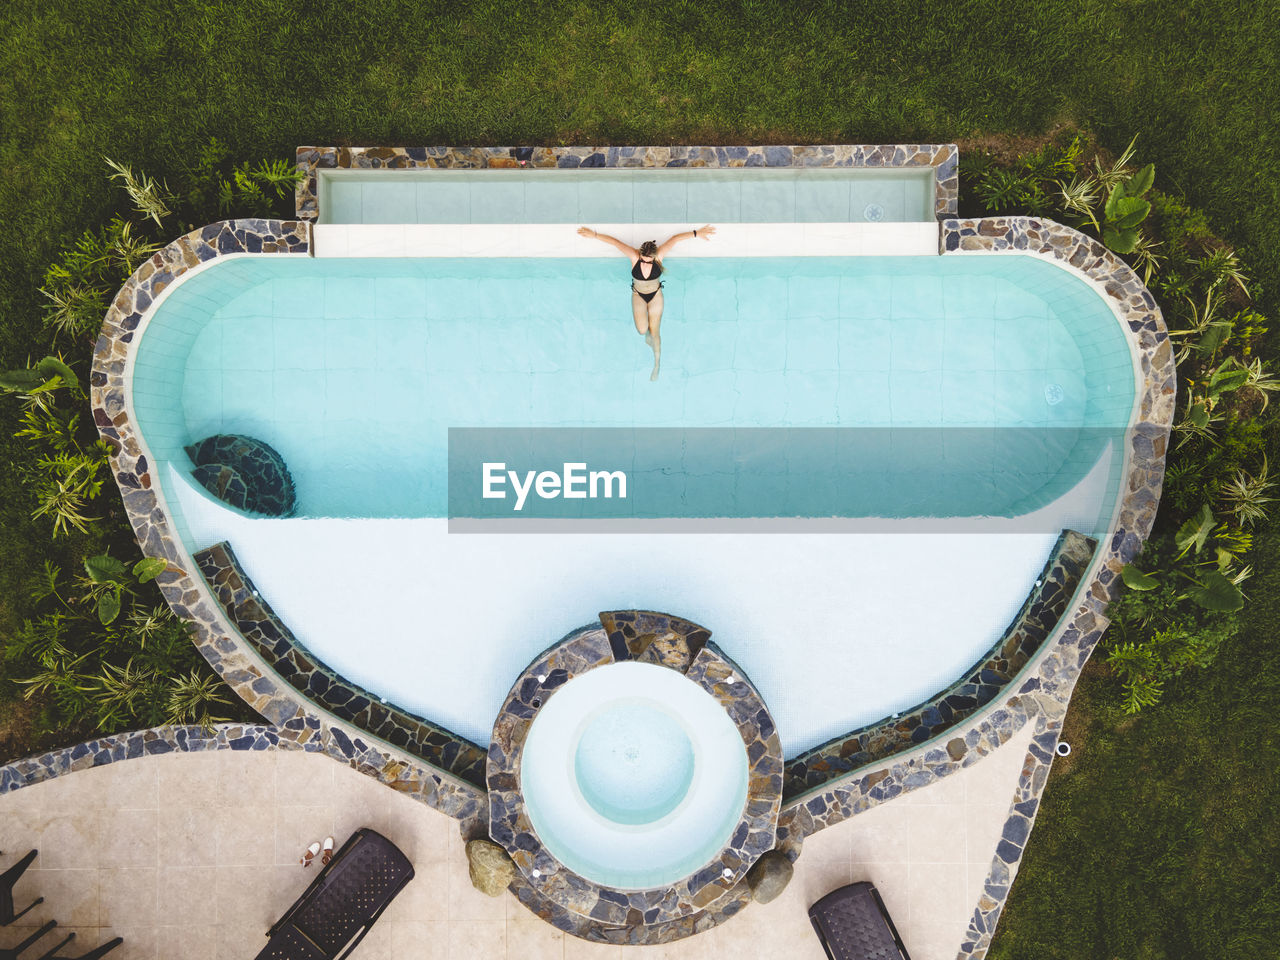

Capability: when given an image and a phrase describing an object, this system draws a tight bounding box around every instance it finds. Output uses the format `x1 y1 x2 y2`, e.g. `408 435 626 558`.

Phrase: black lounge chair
1 850 42 926
255 828 414 960
0 920 63 960
809 881 912 960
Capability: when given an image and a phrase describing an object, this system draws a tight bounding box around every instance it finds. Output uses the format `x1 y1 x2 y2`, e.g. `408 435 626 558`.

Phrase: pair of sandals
300 836 335 867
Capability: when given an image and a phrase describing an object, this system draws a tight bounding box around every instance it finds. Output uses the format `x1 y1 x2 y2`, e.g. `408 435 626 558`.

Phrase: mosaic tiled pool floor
0 723 1036 959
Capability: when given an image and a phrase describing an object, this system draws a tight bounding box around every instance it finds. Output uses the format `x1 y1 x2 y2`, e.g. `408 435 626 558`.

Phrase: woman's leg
632 291 650 335
646 290 664 381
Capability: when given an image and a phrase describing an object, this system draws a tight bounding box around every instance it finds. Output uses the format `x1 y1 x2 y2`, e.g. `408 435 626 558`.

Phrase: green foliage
182 137 303 225
9 377 111 538
79 552 171 624
104 158 173 227
0 143 295 746
39 217 160 342
2 562 230 732
133 557 168 583
1121 563 1159 591
1101 161 1154 254
961 129 1276 714
992 526 1280 960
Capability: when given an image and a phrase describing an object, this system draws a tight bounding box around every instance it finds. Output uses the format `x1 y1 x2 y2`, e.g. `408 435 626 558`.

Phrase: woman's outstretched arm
656 224 716 258
578 226 638 259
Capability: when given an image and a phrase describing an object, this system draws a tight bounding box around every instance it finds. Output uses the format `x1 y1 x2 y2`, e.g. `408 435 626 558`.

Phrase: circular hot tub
486 617 784 935
521 662 749 889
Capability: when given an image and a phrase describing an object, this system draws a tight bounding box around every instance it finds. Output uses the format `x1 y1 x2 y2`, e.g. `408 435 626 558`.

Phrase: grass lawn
0 1 1276 955
990 518 1280 959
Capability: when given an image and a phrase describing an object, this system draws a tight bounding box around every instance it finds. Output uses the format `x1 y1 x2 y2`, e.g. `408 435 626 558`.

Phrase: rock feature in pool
487 613 784 936
185 433 296 516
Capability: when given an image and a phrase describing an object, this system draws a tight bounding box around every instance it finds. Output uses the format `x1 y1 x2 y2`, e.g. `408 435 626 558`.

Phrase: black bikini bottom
633 282 663 303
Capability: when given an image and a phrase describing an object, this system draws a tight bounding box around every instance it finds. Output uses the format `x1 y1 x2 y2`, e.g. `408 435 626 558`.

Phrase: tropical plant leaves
0 367 46 392
1126 163 1155 197
1175 504 1215 557
1110 196 1152 230
97 584 123 624
1104 183 1128 219
132 557 168 583
1188 402 1210 428
1103 225 1141 254
1186 570 1245 612
85 554 127 583
1121 564 1160 591
35 356 81 394
1208 362 1250 397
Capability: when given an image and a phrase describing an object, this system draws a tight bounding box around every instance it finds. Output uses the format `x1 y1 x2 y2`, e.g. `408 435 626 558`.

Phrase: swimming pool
129 251 1136 756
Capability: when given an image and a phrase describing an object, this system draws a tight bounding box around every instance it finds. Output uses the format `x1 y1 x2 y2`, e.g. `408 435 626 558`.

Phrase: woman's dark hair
639 240 659 258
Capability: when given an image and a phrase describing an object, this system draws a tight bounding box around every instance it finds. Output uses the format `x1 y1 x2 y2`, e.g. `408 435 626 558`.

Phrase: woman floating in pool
578 224 716 381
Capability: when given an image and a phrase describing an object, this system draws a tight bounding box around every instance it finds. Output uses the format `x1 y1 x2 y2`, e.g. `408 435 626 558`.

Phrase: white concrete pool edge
312 221 940 257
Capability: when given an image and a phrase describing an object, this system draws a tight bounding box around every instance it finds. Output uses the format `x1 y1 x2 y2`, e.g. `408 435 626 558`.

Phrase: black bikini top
631 259 663 280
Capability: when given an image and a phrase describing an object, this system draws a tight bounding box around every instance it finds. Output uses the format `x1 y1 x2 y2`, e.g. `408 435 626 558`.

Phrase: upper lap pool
318 167 938 225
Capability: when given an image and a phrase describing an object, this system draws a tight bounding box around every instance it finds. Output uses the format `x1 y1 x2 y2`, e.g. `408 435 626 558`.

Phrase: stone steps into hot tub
193 541 488 788
780 528 1097 802
598 610 711 673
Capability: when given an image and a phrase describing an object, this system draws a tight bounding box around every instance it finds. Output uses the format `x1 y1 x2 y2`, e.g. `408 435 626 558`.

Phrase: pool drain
863 202 885 222
1044 383 1065 405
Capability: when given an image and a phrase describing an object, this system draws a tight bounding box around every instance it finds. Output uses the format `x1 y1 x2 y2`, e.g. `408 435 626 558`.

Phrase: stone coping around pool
486 618 784 938
0 721 408 792
294 143 960 220
89 219 487 823
193 541 489 789
781 528 1096 801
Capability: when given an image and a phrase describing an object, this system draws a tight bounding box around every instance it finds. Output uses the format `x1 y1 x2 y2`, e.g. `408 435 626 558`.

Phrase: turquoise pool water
319 167 936 225
131 251 1137 755
133 255 1134 527
575 701 695 826
520 662 749 889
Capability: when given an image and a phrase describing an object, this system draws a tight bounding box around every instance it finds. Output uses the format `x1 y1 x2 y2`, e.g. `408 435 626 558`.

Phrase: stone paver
0 720 1035 960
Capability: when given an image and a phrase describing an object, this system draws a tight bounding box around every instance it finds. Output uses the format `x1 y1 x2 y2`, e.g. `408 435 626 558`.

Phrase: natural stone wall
487 617 783 943
194 541 489 788
294 144 960 220
2 724 330 792
89 219 486 823
782 529 1096 799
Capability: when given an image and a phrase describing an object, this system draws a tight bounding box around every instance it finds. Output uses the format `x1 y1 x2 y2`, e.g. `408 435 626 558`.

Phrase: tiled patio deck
0 721 1037 960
